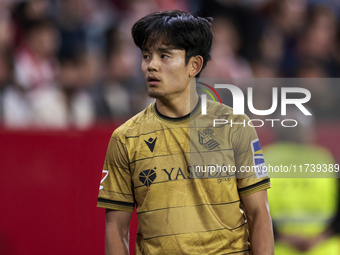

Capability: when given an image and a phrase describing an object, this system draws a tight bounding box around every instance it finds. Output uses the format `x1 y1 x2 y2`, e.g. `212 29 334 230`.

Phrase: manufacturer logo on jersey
99 170 109 190
144 137 157 152
139 168 157 187
251 139 268 179
198 129 220 150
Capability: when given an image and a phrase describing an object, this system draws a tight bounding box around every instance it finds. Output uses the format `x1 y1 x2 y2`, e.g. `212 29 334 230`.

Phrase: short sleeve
97 132 135 212
231 115 271 197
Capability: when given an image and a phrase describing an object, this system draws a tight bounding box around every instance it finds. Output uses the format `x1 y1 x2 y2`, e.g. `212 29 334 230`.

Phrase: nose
147 57 159 72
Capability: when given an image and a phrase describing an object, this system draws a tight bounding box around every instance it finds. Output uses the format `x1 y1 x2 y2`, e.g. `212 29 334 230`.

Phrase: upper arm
241 190 270 219
105 209 133 255
241 189 274 255
106 209 133 232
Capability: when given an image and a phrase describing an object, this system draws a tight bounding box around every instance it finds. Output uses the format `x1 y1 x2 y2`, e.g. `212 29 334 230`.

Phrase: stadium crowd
0 0 339 129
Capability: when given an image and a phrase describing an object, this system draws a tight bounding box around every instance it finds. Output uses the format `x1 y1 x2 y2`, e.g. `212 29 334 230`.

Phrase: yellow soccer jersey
98 99 271 255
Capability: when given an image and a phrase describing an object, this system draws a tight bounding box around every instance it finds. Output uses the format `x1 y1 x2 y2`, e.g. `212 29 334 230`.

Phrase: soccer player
98 10 274 255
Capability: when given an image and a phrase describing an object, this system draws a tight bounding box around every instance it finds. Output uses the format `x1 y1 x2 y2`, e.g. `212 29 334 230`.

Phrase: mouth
147 75 160 85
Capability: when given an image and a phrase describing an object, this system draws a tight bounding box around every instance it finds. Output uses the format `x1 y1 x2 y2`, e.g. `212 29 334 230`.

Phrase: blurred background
0 0 340 254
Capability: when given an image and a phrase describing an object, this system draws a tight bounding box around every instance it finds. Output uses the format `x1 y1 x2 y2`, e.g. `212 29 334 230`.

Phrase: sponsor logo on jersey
162 165 236 181
99 170 109 190
144 137 157 153
198 129 220 150
136 165 234 187
139 168 157 187
251 139 268 179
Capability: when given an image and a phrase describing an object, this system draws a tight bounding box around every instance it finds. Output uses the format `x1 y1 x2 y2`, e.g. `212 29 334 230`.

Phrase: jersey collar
153 96 201 123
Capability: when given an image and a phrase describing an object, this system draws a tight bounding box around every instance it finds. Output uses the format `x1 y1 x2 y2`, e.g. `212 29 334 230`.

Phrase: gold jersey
98 99 271 254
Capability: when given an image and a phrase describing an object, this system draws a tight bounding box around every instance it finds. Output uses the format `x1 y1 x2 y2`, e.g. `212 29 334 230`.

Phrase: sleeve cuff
238 178 271 197
97 198 135 212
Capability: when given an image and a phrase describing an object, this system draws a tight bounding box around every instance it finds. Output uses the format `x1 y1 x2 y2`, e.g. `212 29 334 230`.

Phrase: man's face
141 44 192 99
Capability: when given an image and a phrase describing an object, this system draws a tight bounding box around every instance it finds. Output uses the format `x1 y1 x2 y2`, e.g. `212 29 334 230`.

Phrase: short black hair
131 10 213 77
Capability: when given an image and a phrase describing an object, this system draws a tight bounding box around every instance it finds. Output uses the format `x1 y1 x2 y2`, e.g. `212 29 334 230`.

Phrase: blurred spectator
252 60 279 78
301 6 337 60
201 16 253 79
297 61 328 78
297 62 339 119
51 51 96 129
81 0 117 52
271 0 307 37
0 5 14 125
12 0 51 46
4 51 95 129
255 0 308 77
296 5 339 77
14 19 59 90
56 0 87 58
0 50 13 124
92 27 132 122
257 24 284 72
0 8 13 52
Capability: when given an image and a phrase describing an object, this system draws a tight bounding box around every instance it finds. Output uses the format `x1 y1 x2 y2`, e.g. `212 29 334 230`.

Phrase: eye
161 54 170 59
143 54 150 60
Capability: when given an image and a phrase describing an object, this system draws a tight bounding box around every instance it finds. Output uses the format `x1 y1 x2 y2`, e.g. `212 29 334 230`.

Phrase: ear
189 55 203 77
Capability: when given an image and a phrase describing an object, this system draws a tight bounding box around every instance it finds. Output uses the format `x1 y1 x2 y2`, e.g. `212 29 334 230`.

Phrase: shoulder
205 99 251 123
111 103 155 141
206 99 233 116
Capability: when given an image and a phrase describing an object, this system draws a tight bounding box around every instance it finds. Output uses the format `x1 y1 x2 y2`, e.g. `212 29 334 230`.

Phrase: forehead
142 34 183 51
142 43 184 54
142 45 176 52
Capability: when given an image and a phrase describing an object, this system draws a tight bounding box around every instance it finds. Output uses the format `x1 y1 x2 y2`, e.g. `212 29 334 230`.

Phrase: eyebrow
157 47 173 52
142 47 174 53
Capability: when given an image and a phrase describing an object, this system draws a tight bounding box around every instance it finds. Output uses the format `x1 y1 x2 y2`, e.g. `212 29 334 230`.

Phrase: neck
155 78 198 118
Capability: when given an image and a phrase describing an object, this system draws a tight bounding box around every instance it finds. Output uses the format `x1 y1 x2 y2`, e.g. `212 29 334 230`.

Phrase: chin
148 90 165 99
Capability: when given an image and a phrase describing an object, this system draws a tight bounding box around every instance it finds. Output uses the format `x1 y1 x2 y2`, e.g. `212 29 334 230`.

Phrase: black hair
131 10 213 77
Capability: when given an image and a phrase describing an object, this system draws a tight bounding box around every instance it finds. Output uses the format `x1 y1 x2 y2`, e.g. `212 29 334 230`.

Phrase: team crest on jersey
99 170 109 190
139 168 157 187
198 129 220 150
251 139 269 179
